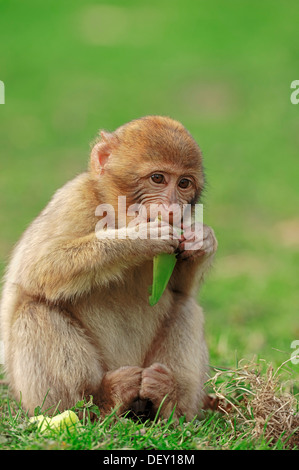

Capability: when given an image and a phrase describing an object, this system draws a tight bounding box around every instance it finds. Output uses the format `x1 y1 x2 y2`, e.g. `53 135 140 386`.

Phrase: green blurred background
0 0 298 371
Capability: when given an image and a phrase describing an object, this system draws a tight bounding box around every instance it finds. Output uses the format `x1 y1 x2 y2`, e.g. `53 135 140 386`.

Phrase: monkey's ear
90 131 115 175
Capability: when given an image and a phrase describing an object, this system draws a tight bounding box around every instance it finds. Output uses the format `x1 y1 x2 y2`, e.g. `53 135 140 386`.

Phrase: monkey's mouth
145 204 185 226
148 213 176 225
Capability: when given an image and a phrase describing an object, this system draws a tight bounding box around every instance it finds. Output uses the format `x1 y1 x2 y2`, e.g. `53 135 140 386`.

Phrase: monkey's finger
149 362 171 373
146 220 178 240
178 235 216 260
182 225 204 242
178 237 203 252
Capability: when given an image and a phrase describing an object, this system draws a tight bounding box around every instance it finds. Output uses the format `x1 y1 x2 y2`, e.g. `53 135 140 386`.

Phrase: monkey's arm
17 229 177 302
8 173 177 302
169 224 217 295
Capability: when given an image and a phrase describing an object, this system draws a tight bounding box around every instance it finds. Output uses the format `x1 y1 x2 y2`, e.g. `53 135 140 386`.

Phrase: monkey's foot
140 362 177 418
100 366 143 415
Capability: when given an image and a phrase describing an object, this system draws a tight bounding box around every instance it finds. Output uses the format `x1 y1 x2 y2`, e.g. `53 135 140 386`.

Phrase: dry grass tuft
208 359 299 449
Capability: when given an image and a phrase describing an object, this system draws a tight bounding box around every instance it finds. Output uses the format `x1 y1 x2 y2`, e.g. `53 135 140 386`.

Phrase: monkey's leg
8 301 103 415
141 296 209 421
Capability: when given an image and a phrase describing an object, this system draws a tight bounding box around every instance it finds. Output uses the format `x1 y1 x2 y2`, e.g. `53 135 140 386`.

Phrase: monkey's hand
98 366 143 416
140 363 178 419
126 220 180 258
176 224 217 261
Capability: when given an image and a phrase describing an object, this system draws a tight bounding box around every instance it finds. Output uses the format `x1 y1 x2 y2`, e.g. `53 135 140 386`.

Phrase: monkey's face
129 165 200 225
91 116 204 224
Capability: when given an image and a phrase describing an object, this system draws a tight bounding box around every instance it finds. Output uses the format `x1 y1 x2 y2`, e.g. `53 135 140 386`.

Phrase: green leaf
149 253 177 306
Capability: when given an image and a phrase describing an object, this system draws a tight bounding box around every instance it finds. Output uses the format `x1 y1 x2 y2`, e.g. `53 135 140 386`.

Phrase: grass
0 360 298 450
0 0 298 451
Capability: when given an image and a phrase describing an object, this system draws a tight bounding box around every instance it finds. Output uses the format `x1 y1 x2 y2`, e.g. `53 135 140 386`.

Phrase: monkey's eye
178 178 191 189
151 174 165 184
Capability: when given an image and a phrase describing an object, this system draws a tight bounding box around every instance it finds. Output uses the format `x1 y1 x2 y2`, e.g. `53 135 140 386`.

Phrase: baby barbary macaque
0 116 217 419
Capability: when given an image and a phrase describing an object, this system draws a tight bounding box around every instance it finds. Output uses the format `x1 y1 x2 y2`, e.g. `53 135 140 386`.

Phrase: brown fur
0 116 217 420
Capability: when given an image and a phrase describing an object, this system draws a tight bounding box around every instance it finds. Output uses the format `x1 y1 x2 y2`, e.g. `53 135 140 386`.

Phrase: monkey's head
90 116 204 224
